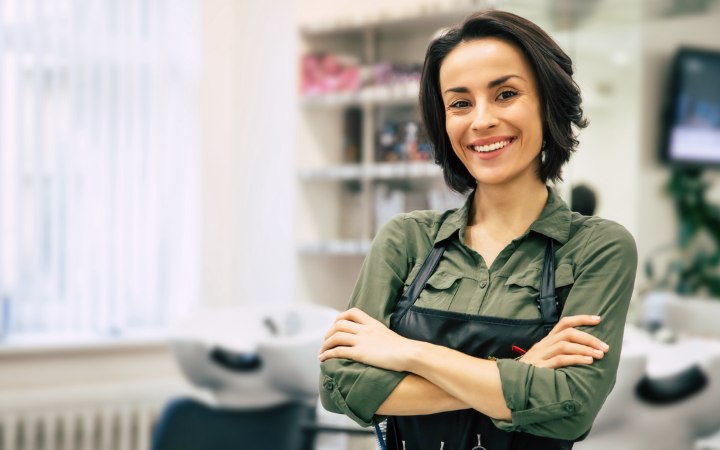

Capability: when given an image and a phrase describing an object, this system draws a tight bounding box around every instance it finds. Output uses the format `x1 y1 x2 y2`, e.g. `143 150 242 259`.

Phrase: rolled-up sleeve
319 216 414 427
492 221 638 440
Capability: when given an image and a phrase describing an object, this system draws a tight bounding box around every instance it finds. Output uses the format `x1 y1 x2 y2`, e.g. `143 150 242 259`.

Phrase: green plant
658 168 720 297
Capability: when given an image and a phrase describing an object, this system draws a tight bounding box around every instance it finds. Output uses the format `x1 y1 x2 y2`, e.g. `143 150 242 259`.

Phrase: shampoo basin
170 304 338 409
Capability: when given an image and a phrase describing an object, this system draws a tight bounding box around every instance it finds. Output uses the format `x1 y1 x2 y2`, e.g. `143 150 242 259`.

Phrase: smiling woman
318 9 637 450
441 38 544 190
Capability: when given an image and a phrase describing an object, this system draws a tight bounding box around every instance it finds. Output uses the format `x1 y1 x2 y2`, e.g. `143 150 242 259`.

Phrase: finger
550 341 606 360
319 332 356 353
558 328 609 352
323 319 363 340
548 315 601 336
542 354 595 369
337 307 373 324
318 346 354 362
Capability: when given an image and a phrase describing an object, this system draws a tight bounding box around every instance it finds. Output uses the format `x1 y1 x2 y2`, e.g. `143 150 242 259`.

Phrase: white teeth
470 139 511 153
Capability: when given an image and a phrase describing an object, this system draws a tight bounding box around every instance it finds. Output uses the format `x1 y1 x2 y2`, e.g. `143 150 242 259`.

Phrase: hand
518 315 609 369
318 308 417 372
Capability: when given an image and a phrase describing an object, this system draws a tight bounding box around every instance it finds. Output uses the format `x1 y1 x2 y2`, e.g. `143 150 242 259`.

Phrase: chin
469 171 509 186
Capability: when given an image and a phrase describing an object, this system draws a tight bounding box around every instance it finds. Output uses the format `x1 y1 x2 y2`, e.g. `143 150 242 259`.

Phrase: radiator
0 381 187 450
0 402 161 450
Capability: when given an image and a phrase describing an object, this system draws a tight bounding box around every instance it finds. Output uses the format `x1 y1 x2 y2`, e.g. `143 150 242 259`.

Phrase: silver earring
541 140 547 164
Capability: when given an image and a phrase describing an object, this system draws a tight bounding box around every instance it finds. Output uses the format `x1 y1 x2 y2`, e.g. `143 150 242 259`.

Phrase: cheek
531 107 543 133
525 103 544 136
444 116 463 143
512 108 543 145
511 97 540 120
444 119 464 158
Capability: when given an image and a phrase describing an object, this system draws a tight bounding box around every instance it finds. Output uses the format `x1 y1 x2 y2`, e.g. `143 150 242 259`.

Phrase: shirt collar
434 186 572 246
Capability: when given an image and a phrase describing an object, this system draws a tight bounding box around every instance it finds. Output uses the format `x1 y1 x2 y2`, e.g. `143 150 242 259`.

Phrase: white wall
201 0 297 307
562 21 643 237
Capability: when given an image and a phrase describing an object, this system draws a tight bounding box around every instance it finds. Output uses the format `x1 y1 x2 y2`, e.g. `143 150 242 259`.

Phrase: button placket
470 273 491 314
467 270 488 314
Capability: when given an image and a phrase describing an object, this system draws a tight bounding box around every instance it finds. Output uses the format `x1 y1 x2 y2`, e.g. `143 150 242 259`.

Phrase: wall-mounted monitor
661 47 720 167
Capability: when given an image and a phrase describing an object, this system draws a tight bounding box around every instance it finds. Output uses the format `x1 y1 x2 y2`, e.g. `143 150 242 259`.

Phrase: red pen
511 345 527 355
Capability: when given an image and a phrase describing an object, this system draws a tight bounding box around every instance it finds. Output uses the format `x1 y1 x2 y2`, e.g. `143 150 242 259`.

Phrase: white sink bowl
170 304 339 409
258 304 340 400
577 325 720 450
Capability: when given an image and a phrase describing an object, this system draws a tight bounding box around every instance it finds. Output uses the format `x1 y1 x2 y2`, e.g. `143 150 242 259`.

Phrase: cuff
493 358 579 431
321 366 408 427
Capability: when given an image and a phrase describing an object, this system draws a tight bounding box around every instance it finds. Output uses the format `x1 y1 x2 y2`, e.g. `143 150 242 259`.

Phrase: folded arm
376 373 470 415
322 309 609 421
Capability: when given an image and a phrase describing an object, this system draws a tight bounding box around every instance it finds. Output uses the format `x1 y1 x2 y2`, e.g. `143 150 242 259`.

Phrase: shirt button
564 402 576 413
480 281 488 289
323 379 335 391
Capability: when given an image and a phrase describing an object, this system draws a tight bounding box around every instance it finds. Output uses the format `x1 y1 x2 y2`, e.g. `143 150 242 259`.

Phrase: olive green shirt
319 188 638 441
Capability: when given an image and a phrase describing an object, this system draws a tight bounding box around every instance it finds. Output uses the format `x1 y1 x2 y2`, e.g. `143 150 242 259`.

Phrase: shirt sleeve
492 221 638 440
319 215 414 427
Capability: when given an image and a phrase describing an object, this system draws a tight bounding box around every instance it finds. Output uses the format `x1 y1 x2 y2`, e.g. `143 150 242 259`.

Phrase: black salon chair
151 397 314 450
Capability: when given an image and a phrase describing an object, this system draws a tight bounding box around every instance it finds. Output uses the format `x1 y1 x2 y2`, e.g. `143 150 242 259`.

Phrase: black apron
376 238 574 450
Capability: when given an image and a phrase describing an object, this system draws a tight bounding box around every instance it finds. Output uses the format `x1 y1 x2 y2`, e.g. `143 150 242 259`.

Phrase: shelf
298 0 488 36
300 82 419 108
298 161 442 181
296 4 461 307
368 161 441 179
297 240 372 256
299 163 363 181
298 0 660 39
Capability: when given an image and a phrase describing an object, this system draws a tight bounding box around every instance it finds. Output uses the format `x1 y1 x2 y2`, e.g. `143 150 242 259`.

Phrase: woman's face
439 38 544 188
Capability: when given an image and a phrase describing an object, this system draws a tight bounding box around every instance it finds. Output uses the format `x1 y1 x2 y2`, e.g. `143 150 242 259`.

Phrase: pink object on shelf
299 52 361 96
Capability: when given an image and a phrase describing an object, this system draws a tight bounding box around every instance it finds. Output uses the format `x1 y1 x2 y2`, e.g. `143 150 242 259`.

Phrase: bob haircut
419 10 588 194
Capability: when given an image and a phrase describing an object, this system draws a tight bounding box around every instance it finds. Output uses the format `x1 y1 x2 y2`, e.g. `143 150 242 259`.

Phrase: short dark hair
419 10 588 194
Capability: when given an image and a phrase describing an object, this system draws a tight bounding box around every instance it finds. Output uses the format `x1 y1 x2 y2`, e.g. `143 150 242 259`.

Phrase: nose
471 101 498 130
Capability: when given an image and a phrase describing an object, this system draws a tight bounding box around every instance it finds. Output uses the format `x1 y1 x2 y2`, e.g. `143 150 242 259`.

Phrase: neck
469 178 549 238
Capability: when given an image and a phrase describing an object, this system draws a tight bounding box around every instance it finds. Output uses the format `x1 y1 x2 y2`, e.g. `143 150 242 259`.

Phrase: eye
496 89 518 101
448 100 471 109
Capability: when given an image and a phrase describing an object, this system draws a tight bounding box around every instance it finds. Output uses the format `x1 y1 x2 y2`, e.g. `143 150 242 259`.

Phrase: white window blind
0 0 201 339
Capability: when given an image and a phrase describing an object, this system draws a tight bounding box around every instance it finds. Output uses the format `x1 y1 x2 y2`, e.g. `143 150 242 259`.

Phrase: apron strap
538 239 559 334
390 238 450 330
391 237 559 334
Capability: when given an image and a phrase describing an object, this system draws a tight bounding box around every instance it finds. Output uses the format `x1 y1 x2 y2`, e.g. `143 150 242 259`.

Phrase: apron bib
376 238 574 450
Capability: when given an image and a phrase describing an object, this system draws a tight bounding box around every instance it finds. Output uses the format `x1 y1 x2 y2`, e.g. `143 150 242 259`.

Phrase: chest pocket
411 270 464 311
501 263 575 318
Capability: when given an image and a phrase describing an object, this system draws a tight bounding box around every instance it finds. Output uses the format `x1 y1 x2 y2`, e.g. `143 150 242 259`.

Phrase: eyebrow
443 74 524 95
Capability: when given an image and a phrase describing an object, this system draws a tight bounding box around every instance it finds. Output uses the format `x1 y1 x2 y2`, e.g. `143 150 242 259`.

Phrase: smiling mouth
469 138 515 153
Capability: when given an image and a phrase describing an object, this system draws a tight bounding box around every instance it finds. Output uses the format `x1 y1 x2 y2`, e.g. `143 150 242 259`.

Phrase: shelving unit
294 3 475 309
298 161 442 182
300 80 420 108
